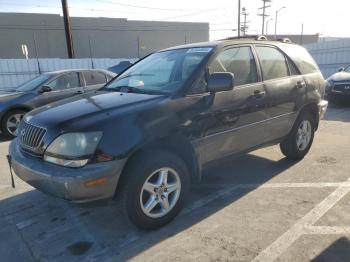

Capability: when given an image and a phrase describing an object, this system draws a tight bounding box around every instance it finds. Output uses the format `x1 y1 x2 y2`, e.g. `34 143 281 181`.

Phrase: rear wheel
280 112 315 160
1 109 27 139
119 150 190 230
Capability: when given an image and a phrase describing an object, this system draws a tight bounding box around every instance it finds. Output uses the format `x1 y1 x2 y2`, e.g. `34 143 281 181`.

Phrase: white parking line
251 179 350 262
305 226 350 235
185 182 349 217
197 182 346 189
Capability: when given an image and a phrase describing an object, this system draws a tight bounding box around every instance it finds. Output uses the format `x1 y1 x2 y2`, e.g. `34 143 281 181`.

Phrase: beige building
0 13 209 59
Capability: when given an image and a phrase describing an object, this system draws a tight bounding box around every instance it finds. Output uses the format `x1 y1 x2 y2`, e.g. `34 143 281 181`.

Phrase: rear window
280 44 319 74
83 71 107 85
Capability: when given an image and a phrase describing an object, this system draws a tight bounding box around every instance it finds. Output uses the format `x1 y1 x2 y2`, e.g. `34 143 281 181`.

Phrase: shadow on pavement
312 237 350 262
0 135 10 143
323 102 350 123
0 151 297 261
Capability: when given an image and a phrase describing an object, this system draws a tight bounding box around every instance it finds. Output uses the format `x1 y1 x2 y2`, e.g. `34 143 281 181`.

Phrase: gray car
325 66 350 103
0 69 115 138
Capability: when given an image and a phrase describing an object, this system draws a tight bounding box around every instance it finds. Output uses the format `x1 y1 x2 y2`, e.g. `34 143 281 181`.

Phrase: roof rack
277 38 292 43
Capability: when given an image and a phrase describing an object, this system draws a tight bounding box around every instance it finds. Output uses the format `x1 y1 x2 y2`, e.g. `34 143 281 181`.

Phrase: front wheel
1 109 27 139
119 150 190 230
280 112 315 160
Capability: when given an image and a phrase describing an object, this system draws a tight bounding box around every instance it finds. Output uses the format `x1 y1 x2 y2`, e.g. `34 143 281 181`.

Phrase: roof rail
277 38 292 43
221 35 268 41
256 35 268 41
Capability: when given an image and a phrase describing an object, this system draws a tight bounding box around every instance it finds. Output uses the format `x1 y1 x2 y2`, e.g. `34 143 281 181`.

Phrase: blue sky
0 0 348 40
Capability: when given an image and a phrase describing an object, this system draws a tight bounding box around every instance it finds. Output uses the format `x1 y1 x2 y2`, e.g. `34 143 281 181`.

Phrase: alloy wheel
140 167 181 218
6 113 24 136
296 120 312 151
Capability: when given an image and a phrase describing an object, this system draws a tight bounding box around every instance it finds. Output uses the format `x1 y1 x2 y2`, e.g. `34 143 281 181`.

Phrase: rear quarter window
280 44 319 74
83 71 107 85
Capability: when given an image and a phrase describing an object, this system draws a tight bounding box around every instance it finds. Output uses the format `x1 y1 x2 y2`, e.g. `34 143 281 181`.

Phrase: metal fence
305 38 350 78
0 58 137 89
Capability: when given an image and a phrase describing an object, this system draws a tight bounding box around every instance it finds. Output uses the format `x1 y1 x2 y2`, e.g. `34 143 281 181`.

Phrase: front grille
18 121 46 151
333 84 350 94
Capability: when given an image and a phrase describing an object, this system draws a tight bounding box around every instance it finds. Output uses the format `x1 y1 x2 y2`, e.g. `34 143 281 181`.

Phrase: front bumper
318 99 328 119
9 139 127 203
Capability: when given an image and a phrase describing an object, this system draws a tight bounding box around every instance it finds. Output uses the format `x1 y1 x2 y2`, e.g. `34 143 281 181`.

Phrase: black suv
9 38 328 229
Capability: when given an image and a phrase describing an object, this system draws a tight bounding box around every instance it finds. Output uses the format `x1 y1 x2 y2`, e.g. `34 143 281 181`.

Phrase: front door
33 72 84 107
194 45 268 164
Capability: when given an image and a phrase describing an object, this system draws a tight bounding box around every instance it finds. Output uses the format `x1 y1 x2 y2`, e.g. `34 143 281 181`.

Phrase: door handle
253 90 266 98
76 90 84 94
295 81 306 89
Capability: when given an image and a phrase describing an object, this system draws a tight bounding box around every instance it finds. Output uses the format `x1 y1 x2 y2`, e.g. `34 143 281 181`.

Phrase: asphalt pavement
0 104 349 262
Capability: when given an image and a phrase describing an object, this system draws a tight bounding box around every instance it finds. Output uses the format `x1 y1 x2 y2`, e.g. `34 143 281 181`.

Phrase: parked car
108 60 134 74
9 37 328 229
0 69 115 138
325 66 350 103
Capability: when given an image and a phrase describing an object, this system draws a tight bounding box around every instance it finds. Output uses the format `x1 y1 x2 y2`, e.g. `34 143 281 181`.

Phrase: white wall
0 58 136 89
305 38 350 78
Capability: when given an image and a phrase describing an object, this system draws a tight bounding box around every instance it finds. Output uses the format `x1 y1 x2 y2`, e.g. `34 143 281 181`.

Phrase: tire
119 150 190 230
1 109 27 139
280 112 315 160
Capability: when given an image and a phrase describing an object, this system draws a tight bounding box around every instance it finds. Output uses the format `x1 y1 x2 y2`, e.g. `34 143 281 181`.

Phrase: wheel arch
115 133 201 197
0 105 32 123
298 102 319 130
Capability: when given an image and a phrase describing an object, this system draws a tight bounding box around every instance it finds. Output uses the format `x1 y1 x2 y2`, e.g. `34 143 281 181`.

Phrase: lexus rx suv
9 37 328 229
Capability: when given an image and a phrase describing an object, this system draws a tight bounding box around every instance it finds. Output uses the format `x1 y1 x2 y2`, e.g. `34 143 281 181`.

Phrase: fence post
33 33 42 74
88 35 94 69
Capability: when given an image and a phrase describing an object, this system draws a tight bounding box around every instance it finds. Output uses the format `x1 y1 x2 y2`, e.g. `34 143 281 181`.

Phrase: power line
95 0 219 12
0 24 229 32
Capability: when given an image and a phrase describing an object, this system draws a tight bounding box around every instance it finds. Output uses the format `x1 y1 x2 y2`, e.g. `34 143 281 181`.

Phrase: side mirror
39 85 52 93
207 72 234 93
338 67 345 72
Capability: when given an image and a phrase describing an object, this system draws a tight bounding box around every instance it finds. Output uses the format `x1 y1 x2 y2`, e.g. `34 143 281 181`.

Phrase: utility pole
258 0 271 35
241 7 249 36
237 0 241 37
61 0 74 58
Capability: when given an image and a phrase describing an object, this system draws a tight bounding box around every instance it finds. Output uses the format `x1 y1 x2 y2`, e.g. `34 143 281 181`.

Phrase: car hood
328 72 350 82
26 91 167 130
0 91 25 102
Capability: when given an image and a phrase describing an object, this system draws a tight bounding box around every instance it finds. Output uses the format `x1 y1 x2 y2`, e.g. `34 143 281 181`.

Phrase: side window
47 72 80 90
83 71 107 86
255 46 289 81
287 58 300 76
209 46 258 86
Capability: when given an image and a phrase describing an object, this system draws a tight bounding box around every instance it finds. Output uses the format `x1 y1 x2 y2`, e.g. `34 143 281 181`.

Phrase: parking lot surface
0 105 350 262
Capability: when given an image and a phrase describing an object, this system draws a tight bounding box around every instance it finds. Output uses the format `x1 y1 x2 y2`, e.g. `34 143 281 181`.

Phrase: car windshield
104 47 213 94
16 74 51 92
344 66 350 72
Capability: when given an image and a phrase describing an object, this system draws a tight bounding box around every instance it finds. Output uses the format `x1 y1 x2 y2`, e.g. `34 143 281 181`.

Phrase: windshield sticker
186 47 213 53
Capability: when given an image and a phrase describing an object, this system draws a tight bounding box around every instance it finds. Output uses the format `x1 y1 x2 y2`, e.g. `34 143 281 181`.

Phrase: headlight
44 132 102 167
325 79 333 91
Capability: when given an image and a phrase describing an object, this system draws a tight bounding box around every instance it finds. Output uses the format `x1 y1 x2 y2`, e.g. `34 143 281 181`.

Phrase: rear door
254 45 306 142
195 45 268 164
83 71 108 92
